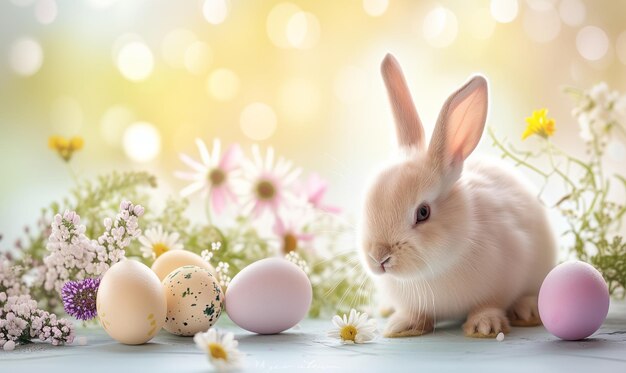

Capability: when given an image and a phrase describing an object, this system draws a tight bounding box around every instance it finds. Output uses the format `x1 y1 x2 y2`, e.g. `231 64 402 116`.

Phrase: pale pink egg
225 258 312 334
538 261 609 340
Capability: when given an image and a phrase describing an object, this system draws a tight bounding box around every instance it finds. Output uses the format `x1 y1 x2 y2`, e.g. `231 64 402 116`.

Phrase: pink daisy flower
240 145 301 218
273 210 314 255
175 138 241 214
298 173 341 213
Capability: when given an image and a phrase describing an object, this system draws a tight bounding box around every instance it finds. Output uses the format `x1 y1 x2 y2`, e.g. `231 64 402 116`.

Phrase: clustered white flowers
44 201 144 293
0 294 74 349
572 82 626 143
215 261 232 289
201 241 222 263
285 251 309 274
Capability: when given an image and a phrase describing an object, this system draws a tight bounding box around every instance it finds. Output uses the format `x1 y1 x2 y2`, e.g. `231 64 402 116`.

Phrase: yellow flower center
208 169 226 186
255 180 276 200
282 233 298 254
208 342 228 361
152 243 169 257
340 325 358 342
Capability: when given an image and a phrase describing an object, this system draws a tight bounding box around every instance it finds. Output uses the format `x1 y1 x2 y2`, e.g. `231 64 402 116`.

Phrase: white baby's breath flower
194 328 243 372
138 225 183 259
328 309 377 344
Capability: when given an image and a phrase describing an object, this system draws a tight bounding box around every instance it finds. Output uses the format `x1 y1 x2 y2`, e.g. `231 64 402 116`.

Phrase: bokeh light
333 65 368 103
115 41 154 81
469 8 496 40
100 105 135 147
34 0 57 25
207 68 239 101
9 37 43 76
123 122 161 162
490 0 518 23
286 11 321 49
279 78 320 124
576 26 609 61
50 96 83 135
559 0 586 27
161 29 197 69
523 6 561 43
267 2 301 49
184 41 212 75
203 0 229 25
362 0 388 17
240 103 277 141
422 6 458 48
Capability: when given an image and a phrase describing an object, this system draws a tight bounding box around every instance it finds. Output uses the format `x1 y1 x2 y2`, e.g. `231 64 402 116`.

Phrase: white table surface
2 302 625 373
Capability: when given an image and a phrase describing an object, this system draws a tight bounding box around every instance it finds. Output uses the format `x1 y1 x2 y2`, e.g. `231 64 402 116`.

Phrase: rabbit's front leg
383 309 433 338
463 306 510 338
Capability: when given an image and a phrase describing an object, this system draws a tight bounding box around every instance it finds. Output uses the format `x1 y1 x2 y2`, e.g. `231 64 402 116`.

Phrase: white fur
360 54 557 338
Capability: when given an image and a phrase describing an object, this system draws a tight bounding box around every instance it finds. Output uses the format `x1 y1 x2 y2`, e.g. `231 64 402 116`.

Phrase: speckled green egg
162 265 223 336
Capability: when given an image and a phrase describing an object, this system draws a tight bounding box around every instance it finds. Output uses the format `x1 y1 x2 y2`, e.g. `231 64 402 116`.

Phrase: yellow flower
69 136 84 151
522 109 556 140
48 135 84 162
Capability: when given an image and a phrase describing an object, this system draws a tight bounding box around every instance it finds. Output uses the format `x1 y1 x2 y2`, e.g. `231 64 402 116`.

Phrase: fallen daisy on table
328 309 378 344
194 328 243 372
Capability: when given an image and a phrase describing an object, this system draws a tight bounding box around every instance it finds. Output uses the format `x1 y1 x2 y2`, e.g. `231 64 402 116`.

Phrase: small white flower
194 328 243 372
138 225 183 259
328 309 377 344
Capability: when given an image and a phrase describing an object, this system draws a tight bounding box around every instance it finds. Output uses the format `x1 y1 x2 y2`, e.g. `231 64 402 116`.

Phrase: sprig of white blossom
43 201 144 293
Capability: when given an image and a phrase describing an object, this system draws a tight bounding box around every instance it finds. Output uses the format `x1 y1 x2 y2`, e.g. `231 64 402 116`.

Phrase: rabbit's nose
369 253 392 272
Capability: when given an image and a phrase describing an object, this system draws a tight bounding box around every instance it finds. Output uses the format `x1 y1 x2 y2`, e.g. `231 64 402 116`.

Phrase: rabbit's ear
381 53 425 150
429 75 488 168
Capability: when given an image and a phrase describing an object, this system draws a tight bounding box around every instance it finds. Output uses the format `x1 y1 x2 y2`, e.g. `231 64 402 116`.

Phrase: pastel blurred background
1 0 626 246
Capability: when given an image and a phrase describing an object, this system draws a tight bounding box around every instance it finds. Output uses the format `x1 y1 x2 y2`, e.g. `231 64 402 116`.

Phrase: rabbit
358 54 557 338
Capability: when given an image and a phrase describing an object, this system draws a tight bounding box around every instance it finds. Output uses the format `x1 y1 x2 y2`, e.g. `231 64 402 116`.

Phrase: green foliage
489 83 626 298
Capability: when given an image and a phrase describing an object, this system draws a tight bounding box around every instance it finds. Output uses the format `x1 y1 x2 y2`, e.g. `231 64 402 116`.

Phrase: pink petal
273 216 286 236
224 185 238 204
297 233 315 242
309 182 328 206
219 144 241 171
211 187 226 215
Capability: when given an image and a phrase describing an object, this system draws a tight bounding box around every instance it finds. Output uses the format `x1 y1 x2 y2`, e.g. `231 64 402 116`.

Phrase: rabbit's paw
463 307 510 338
508 295 541 327
383 312 433 338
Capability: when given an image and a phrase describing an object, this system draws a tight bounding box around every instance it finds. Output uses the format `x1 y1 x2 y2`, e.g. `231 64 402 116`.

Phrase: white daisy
138 225 183 259
194 328 243 372
328 309 377 344
239 145 301 218
175 138 241 214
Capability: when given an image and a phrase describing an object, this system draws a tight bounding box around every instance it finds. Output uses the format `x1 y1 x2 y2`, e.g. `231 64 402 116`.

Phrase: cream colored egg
163 265 223 336
97 260 167 345
152 250 216 281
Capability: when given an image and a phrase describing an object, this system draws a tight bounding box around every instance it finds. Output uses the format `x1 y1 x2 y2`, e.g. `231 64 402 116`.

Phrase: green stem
488 128 549 178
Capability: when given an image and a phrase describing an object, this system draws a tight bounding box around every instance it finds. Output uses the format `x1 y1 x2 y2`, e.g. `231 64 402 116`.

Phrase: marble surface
2 302 626 373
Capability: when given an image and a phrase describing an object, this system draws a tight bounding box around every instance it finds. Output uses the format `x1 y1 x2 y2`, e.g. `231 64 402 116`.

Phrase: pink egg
225 258 312 334
538 261 609 340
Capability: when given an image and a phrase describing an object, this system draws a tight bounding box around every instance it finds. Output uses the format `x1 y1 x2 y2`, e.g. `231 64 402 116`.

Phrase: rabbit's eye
415 203 430 224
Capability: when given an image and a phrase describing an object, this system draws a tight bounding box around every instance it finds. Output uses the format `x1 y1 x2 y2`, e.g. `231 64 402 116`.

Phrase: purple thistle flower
61 278 100 321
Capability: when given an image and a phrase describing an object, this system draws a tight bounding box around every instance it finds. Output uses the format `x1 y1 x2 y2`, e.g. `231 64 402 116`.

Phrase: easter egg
225 258 312 334
152 250 216 281
97 260 167 345
162 265 223 336
538 261 610 340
